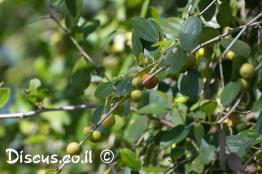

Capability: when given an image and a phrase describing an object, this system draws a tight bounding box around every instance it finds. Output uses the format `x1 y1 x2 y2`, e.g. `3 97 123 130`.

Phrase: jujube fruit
240 78 249 91
142 73 159 89
173 96 188 104
91 130 102 142
130 90 142 102
66 142 81 156
239 63 255 80
131 77 142 88
102 114 115 128
112 103 124 114
83 126 92 134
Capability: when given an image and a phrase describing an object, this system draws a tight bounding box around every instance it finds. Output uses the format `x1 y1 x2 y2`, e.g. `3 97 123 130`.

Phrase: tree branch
191 20 262 54
217 93 244 124
0 103 98 119
47 7 98 67
199 0 217 16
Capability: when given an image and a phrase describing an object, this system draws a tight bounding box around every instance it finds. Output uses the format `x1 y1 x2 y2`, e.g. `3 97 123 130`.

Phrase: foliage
0 0 262 173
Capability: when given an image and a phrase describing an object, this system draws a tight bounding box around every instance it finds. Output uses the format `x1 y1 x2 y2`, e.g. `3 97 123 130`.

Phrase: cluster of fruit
65 72 159 156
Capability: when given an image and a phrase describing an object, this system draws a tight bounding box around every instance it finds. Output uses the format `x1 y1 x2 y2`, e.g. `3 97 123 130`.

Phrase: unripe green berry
240 63 255 80
102 114 115 128
130 90 142 102
66 142 81 156
91 130 102 142
131 77 142 88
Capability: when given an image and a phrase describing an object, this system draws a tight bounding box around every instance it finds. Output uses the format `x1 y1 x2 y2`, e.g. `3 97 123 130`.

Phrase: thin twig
47 7 97 67
256 60 262 71
191 20 262 54
55 65 169 173
0 104 98 119
217 93 244 124
218 12 262 88
199 0 217 16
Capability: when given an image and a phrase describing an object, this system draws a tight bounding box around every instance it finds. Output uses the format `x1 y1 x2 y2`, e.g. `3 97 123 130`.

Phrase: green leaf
160 125 190 148
178 70 201 103
132 17 159 42
255 113 262 132
226 135 251 158
119 148 141 170
29 78 41 93
198 0 216 21
95 82 113 99
165 47 187 74
179 16 202 52
200 27 219 43
124 113 148 143
45 169 56 174
71 58 91 96
64 0 83 27
139 103 169 114
0 88 10 108
221 80 241 107
193 123 205 144
131 30 143 57
252 96 262 119
200 101 218 117
116 77 132 96
185 156 204 174
159 17 183 40
217 3 233 27
199 139 216 165
221 38 251 58
92 105 105 124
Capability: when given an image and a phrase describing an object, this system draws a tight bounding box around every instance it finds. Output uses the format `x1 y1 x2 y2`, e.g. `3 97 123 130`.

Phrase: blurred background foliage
0 0 262 174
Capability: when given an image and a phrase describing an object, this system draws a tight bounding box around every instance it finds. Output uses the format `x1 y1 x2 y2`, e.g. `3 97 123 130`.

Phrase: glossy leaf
0 88 10 108
221 38 251 58
221 80 241 107
199 139 216 165
198 0 216 21
132 17 160 42
165 47 187 74
160 125 190 148
179 16 202 52
94 82 113 99
119 148 141 170
178 70 201 103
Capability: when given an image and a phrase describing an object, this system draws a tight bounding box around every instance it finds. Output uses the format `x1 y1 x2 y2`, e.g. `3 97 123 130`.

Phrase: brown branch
191 20 262 54
47 7 98 67
217 93 244 124
0 104 98 119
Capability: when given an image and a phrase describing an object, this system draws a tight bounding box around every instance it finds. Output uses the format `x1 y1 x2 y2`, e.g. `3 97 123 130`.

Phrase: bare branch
0 103 98 119
199 0 217 16
217 93 244 124
191 20 262 54
47 7 98 67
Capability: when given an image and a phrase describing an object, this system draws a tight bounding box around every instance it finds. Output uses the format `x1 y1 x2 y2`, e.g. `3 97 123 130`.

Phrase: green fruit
66 142 81 156
240 78 249 91
91 130 102 142
130 90 142 102
83 126 92 134
173 96 188 104
114 104 124 114
131 77 142 88
240 63 255 80
102 114 115 128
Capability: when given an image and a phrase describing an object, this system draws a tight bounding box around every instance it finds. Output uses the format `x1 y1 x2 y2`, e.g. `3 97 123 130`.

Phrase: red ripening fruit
142 73 159 89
